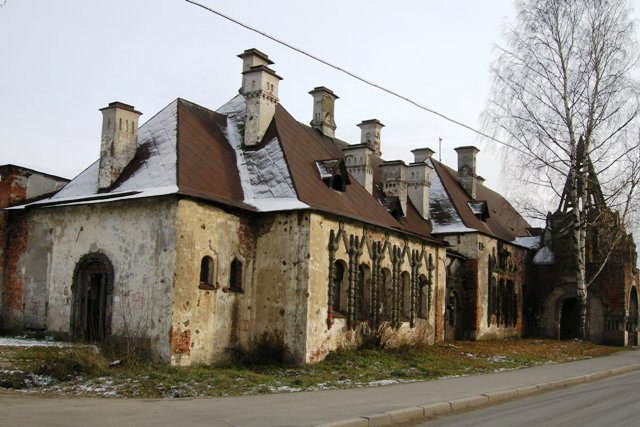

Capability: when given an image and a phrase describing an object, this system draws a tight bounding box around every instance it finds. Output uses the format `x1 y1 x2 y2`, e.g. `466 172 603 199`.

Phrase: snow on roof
16 100 179 209
533 245 555 264
218 95 308 212
514 235 542 250
428 158 474 234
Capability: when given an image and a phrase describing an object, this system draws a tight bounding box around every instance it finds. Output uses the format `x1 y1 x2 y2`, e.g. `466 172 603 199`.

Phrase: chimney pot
454 146 480 199
411 147 436 163
98 102 142 190
380 160 408 216
407 161 432 220
238 49 282 147
309 87 338 138
357 119 384 157
343 143 374 194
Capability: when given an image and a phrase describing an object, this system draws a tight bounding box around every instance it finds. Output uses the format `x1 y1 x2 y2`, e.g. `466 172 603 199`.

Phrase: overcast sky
2 0 639 197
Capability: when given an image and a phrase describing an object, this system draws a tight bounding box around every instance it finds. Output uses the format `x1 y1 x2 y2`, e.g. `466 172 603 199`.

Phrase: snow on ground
0 337 74 347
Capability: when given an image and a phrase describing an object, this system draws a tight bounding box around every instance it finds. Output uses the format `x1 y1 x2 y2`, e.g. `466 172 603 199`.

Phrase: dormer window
380 196 404 221
468 201 490 221
316 159 350 192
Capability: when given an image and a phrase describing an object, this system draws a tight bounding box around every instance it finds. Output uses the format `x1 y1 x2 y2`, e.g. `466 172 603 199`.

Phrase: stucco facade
167 199 447 366
10 198 176 361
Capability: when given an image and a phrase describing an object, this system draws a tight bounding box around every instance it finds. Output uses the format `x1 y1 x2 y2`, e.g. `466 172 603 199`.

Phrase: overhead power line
185 0 512 151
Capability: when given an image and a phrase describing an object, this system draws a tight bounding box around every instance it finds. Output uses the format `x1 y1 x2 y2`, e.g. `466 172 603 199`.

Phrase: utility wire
185 0 514 151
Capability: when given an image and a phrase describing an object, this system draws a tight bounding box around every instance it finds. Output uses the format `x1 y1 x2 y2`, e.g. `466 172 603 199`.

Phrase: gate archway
559 297 579 340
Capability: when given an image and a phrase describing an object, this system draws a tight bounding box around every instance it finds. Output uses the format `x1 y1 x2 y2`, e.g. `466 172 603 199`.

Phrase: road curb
313 362 640 427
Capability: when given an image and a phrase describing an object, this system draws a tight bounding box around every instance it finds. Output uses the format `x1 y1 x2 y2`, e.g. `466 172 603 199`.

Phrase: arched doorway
72 253 114 342
628 287 638 346
559 298 579 340
445 291 465 341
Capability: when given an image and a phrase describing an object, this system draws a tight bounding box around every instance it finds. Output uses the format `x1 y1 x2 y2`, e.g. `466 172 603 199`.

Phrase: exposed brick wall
4 212 27 314
1 168 29 329
0 165 68 330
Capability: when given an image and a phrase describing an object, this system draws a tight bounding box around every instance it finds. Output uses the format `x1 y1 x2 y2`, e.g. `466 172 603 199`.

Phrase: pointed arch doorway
72 253 114 342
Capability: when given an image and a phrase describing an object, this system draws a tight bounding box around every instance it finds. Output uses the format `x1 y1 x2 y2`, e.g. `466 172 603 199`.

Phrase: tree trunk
575 220 588 340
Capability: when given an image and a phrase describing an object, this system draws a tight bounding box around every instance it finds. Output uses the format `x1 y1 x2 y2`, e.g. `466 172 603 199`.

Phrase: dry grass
0 338 624 398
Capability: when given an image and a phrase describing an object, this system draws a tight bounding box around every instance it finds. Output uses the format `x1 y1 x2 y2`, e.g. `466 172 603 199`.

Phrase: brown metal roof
430 159 531 241
176 99 248 208
272 105 438 241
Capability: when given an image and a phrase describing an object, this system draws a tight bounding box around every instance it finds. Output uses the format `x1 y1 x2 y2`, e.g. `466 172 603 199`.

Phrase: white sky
2 0 639 198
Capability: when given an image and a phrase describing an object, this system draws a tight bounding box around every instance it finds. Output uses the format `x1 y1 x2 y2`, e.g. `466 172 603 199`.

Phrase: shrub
33 347 108 380
238 332 288 366
355 321 399 350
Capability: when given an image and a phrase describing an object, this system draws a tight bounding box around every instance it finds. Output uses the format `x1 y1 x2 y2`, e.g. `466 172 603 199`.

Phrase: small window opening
316 159 350 192
229 258 243 292
198 256 215 290
331 175 346 192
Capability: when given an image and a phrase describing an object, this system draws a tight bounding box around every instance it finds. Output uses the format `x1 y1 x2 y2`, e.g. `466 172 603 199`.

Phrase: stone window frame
229 256 244 293
357 263 372 320
332 259 348 316
400 270 412 320
198 254 218 291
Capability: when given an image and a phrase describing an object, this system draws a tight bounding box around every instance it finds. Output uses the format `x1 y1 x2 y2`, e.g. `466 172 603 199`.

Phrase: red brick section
170 327 191 354
1 168 29 326
4 213 27 313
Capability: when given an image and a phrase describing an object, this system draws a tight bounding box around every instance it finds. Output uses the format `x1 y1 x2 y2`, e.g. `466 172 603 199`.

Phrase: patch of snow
514 236 542 250
217 96 309 213
27 186 179 209
0 337 74 347
268 385 303 393
487 355 508 363
427 159 474 234
533 246 555 265
367 379 399 386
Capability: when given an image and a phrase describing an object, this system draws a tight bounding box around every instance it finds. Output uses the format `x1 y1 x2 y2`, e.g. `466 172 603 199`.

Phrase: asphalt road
413 370 640 427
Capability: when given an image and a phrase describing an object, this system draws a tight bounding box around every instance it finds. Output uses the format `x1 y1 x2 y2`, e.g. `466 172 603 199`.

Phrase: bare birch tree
486 0 640 339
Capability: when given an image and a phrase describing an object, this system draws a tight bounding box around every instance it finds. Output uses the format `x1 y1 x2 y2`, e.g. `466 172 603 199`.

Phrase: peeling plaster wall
443 233 525 340
306 213 447 363
172 199 248 366
172 200 311 366
252 211 311 364
19 198 177 361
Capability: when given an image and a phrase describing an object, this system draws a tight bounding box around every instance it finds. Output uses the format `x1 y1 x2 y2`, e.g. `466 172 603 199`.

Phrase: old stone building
2 49 451 365
9 47 626 364
422 148 538 341
0 165 69 330
528 143 639 345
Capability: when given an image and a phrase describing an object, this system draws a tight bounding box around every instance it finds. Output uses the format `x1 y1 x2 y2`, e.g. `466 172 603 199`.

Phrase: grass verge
0 338 623 398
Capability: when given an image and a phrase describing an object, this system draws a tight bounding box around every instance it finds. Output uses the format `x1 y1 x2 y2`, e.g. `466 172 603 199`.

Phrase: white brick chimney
343 143 374 194
309 86 338 138
357 119 384 157
455 146 480 199
238 48 282 147
98 102 141 190
380 160 408 215
411 147 435 164
407 148 434 220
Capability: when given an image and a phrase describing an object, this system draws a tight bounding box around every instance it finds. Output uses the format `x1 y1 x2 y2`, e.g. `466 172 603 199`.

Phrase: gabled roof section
428 158 531 244
175 99 246 208
21 100 180 208
273 104 437 240
15 92 438 243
